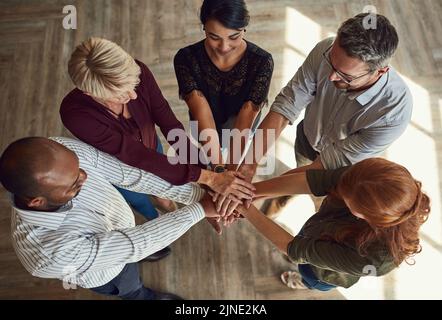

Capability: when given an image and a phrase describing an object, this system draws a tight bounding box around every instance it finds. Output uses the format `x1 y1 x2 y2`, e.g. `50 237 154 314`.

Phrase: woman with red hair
235 158 430 291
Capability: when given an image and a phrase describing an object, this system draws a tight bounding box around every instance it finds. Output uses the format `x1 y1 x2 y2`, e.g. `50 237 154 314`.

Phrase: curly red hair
334 158 430 266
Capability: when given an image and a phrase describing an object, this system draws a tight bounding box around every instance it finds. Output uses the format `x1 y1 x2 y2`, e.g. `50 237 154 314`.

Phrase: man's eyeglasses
322 45 373 84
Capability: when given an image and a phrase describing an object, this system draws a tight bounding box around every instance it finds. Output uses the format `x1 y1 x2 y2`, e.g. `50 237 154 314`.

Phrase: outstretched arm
238 205 293 253
253 171 312 200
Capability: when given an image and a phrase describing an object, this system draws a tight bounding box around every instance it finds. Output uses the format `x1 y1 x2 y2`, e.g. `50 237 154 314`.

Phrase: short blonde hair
68 37 141 99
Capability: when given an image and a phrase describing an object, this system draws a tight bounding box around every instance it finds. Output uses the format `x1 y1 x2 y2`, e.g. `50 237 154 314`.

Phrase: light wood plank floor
0 0 441 299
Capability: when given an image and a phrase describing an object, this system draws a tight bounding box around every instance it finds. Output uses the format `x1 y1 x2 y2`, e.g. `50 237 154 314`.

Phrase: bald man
0 137 219 300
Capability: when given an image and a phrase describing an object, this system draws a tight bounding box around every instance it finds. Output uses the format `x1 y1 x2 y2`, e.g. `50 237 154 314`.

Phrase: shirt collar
11 195 72 230
345 71 389 105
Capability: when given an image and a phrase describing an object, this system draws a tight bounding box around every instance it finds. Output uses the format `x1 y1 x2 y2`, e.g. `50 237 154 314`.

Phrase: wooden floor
0 0 441 299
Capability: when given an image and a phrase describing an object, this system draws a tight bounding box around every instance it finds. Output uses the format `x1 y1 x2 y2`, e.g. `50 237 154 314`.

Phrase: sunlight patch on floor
272 6 442 299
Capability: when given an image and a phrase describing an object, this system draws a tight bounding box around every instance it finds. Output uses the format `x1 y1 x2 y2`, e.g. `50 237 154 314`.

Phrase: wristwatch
213 165 227 173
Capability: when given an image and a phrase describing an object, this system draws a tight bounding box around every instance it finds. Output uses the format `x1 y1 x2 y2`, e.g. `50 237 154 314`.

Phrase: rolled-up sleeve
270 42 322 125
320 120 409 169
306 167 350 196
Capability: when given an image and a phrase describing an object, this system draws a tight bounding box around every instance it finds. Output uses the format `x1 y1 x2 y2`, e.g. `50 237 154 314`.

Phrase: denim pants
89 263 155 300
297 227 337 291
298 264 337 291
114 136 163 220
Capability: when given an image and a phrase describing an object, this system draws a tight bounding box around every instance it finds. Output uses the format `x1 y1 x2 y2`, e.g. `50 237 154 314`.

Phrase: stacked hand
209 170 255 199
202 164 257 234
215 164 256 210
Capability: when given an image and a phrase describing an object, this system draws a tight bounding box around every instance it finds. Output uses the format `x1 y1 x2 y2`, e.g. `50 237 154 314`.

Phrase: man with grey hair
236 13 412 216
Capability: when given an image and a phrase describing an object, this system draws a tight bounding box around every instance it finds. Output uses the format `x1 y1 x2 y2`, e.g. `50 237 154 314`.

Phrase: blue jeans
90 263 155 300
296 227 337 292
114 137 163 220
298 264 337 291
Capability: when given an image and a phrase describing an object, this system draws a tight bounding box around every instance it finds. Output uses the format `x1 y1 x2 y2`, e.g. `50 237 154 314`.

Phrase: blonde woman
60 38 255 260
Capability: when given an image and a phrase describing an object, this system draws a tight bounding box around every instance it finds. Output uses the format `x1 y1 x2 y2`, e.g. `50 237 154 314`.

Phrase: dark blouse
174 40 274 136
60 60 202 185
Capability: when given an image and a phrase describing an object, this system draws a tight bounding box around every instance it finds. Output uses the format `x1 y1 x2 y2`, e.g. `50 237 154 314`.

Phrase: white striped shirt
10 137 205 288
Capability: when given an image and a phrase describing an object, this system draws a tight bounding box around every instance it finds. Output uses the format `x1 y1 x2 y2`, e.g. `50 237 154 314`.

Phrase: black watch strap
213 165 227 173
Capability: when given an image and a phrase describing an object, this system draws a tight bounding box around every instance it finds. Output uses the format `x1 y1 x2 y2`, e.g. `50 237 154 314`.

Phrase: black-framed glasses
322 45 373 84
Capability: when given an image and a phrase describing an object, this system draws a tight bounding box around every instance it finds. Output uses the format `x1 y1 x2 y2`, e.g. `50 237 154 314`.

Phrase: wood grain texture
0 0 441 299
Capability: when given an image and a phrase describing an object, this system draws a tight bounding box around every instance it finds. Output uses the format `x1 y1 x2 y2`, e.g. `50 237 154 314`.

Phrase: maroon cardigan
60 60 201 185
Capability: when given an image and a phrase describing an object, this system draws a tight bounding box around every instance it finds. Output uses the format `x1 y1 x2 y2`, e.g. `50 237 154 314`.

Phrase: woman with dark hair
174 0 274 212
234 158 430 291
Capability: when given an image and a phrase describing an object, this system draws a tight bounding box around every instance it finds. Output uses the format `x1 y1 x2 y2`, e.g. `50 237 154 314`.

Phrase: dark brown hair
200 0 250 29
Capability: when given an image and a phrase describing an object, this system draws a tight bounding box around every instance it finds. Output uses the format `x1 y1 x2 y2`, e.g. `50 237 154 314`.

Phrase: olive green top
287 167 396 288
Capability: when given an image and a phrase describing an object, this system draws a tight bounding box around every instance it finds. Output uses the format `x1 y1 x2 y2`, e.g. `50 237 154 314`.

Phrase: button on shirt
10 137 205 288
271 37 413 169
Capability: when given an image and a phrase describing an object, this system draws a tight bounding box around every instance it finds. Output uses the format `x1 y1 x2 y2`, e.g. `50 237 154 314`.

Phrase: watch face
214 166 226 173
